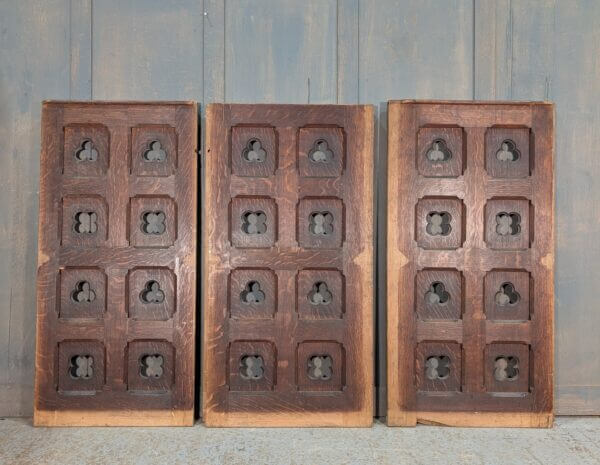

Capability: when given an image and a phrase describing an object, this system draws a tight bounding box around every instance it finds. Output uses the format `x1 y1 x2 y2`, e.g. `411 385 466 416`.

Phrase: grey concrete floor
0 417 599 465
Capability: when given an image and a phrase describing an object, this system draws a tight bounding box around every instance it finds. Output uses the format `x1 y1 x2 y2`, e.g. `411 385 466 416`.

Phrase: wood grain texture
34 102 197 426
387 100 554 427
203 104 374 427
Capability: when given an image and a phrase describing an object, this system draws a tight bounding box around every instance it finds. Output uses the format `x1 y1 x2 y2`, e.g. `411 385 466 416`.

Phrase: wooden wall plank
0 0 71 417
69 0 92 99
224 0 337 103
92 0 203 100
337 0 359 103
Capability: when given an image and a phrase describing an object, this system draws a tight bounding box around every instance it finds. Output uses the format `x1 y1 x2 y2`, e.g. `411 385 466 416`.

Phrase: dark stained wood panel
203 104 374 427
387 100 554 427
34 101 197 426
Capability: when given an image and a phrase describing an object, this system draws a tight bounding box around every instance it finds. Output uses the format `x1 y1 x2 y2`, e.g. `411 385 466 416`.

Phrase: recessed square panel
228 341 276 392
229 268 277 319
296 341 344 392
131 125 177 177
63 124 110 177
61 195 108 247
485 198 531 250
230 196 277 248
415 269 462 320
485 127 531 178
297 197 344 249
59 267 106 319
485 343 530 393
231 126 277 177
298 126 345 178
58 340 105 393
127 267 176 321
417 127 464 178
127 340 175 392
415 341 462 392
484 270 531 321
129 195 177 248
415 197 464 250
297 269 344 319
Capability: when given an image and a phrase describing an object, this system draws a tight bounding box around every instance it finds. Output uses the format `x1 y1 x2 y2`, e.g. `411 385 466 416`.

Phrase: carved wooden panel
387 101 554 427
35 102 197 426
204 104 374 427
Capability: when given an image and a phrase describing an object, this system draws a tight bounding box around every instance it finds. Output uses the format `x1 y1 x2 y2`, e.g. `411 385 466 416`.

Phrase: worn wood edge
203 410 373 428
42 100 197 106
411 412 554 428
33 408 194 427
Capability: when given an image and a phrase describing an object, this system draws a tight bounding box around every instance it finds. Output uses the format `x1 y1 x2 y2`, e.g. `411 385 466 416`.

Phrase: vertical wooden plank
69 0 92 99
0 0 71 416
203 0 225 103
337 0 359 104
92 0 203 100
551 0 600 415
224 0 337 103
359 0 474 418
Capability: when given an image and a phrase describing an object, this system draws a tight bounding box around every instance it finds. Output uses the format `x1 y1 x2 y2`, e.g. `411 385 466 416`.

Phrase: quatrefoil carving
143 140 167 162
309 212 334 236
494 356 519 381
240 355 264 380
424 282 450 305
69 355 93 379
426 211 452 236
496 139 521 162
308 282 332 305
140 280 165 304
309 139 334 163
240 281 265 304
243 139 266 162
71 281 96 303
141 211 166 235
425 355 450 380
426 139 452 162
496 212 521 236
242 211 267 235
140 354 164 379
75 139 98 162
308 355 333 380
495 282 520 306
73 211 98 234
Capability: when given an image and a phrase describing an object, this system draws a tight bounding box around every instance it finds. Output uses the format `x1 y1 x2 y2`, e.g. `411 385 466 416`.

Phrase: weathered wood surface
203 104 374 426
1 0 600 417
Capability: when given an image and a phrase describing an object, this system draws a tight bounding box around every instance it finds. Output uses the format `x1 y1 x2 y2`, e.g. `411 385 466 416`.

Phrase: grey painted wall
1 0 598 417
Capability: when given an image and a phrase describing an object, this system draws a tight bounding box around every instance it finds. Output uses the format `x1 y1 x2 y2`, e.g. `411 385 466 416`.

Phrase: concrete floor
0 417 599 465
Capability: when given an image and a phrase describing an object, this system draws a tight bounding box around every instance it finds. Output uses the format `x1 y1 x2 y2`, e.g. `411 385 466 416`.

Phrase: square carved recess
417 127 464 178
297 197 344 249
415 269 462 320
229 268 277 319
129 195 177 248
485 198 531 250
297 269 344 319
485 343 530 394
485 127 531 178
296 341 344 392
484 270 531 321
61 195 109 247
59 267 107 319
415 341 462 392
231 126 277 177
131 125 177 177
63 124 110 177
230 196 278 248
58 340 105 394
127 267 176 321
298 126 345 178
127 340 175 392
228 341 276 392
415 197 464 250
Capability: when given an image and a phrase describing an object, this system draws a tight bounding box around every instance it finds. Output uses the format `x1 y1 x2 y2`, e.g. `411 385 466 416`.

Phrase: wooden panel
34 102 197 426
203 104 374 426
387 100 554 427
